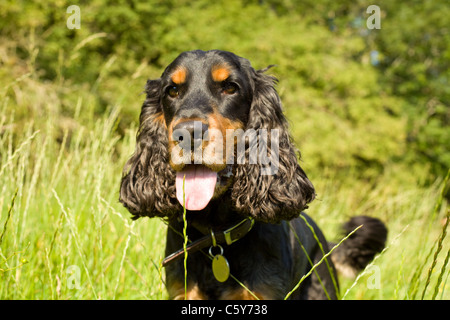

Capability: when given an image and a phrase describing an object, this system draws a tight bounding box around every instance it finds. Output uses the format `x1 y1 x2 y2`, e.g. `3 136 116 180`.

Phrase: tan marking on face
206 109 243 171
171 66 187 84
153 112 166 127
211 64 231 82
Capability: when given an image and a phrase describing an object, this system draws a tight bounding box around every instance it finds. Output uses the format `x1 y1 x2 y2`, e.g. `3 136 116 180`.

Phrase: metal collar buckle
222 217 255 245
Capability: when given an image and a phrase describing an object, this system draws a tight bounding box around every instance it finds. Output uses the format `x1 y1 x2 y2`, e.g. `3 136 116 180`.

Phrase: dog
119 50 387 299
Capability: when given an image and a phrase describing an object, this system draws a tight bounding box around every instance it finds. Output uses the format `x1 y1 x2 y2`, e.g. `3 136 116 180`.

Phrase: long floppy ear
231 68 315 223
119 79 180 220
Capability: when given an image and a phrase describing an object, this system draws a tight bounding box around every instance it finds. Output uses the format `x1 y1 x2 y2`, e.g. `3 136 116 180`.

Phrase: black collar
162 217 255 267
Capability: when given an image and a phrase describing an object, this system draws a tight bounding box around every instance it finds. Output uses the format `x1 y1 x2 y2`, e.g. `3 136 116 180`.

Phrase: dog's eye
167 85 179 98
222 82 238 95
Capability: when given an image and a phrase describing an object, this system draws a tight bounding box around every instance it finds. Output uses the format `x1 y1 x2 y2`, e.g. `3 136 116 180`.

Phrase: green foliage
371 0 450 178
0 0 448 299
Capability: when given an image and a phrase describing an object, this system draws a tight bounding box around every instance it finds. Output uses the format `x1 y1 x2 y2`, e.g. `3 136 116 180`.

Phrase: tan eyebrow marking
171 66 187 84
211 64 231 82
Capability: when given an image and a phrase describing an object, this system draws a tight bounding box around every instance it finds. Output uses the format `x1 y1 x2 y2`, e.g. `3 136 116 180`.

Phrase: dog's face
160 51 256 210
120 50 315 222
162 50 254 140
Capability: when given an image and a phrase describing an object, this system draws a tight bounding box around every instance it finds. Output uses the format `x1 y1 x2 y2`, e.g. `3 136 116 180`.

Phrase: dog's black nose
172 121 208 147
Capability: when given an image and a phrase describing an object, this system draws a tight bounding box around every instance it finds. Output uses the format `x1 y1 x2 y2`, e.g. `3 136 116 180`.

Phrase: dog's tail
330 216 388 278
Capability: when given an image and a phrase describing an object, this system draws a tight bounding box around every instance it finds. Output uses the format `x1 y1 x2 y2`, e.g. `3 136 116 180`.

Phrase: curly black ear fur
231 68 316 223
119 79 180 220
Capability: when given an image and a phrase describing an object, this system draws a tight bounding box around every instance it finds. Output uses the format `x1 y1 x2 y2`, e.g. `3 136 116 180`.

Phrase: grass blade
0 189 18 245
342 224 408 300
432 246 450 300
182 175 188 300
420 170 449 299
113 221 134 299
421 210 449 299
284 224 362 300
52 189 98 299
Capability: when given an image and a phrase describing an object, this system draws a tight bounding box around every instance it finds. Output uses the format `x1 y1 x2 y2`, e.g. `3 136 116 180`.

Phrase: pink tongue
176 166 218 211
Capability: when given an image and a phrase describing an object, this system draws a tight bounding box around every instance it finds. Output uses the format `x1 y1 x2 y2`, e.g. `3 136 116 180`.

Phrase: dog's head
120 50 315 223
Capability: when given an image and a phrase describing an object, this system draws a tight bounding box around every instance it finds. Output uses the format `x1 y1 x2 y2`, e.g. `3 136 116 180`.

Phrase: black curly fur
119 51 315 223
231 68 315 223
119 79 180 220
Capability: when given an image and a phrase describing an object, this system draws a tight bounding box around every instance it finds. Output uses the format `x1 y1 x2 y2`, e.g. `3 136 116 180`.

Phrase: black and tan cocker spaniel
119 50 387 300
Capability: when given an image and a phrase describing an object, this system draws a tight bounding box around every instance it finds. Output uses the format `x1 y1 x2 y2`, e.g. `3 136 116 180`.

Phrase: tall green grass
0 59 168 298
0 111 168 298
0 44 448 300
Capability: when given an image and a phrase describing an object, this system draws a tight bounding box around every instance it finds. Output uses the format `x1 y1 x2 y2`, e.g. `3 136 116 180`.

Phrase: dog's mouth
175 164 232 211
169 120 237 210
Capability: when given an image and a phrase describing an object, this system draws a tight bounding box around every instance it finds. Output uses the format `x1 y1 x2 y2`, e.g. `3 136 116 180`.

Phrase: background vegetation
0 0 448 299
